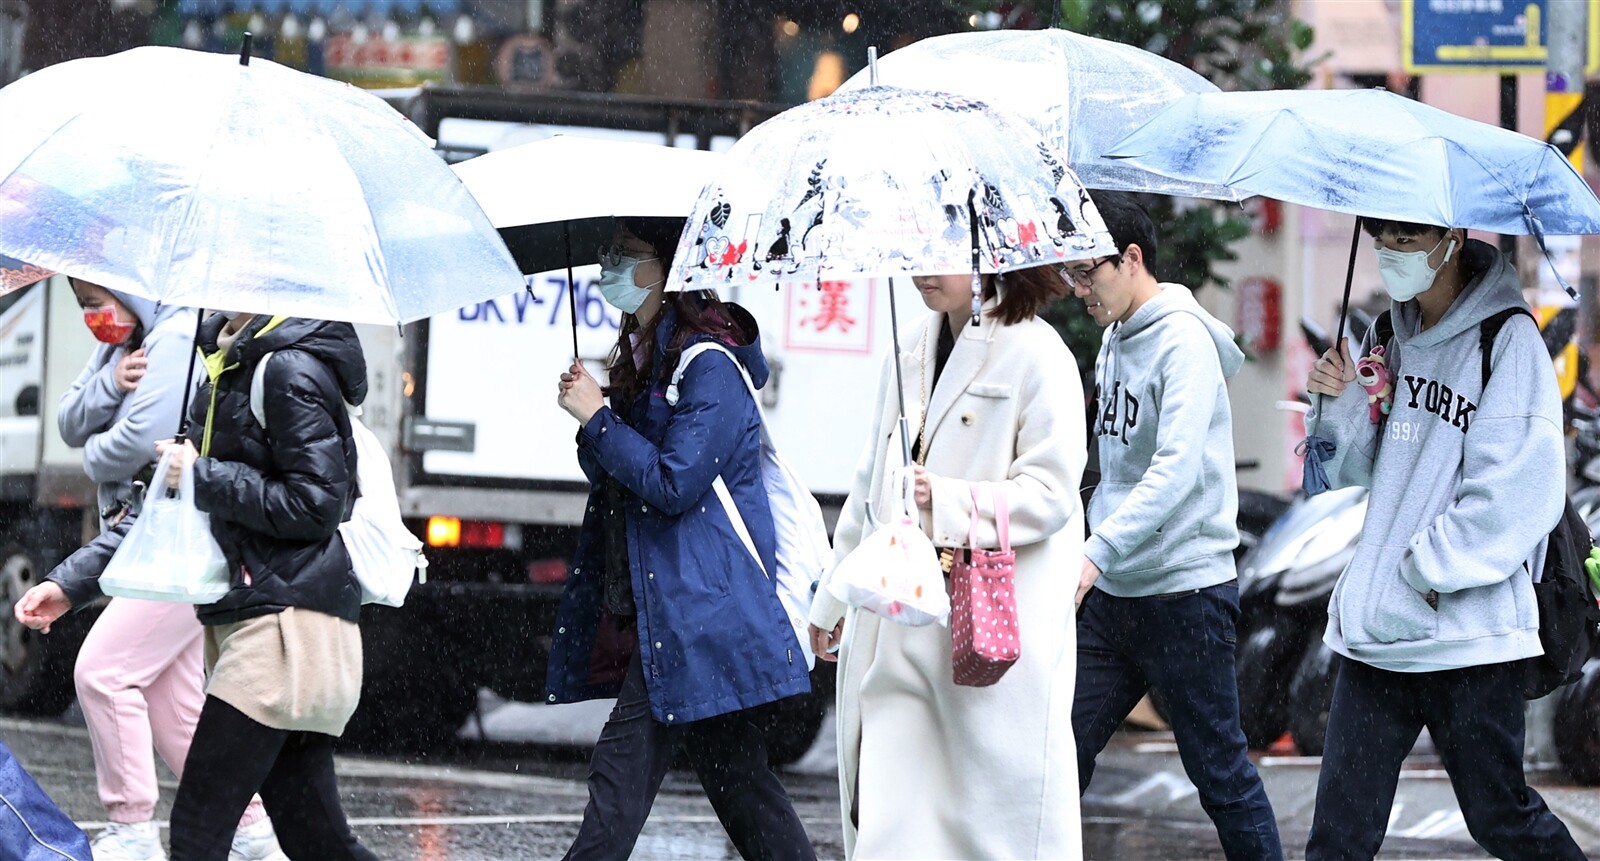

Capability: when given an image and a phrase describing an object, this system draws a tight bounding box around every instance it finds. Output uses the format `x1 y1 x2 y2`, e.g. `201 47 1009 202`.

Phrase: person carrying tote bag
807 265 1086 860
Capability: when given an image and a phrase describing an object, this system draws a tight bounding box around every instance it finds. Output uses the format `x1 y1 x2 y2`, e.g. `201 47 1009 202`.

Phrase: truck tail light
427 516 461 547
426 517 519 550
527 559 569 584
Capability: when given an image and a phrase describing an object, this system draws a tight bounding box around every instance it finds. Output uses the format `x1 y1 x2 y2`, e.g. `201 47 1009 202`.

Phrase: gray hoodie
57 290 200 528
1086 283 1246 597
1307 240 1563 672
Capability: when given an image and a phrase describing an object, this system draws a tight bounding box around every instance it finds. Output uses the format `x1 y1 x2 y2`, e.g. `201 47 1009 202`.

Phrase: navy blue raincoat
545 306 811 723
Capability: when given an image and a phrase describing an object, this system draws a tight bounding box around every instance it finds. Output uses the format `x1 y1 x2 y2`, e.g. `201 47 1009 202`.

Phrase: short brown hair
987 265 1066 325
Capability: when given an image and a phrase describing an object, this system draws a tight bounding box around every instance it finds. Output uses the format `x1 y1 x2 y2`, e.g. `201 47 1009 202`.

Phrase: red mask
83 306 135 345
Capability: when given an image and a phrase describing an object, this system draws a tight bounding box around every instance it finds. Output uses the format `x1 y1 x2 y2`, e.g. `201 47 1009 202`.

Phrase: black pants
169 696 377 861
1306 656 1585 861
1074 583 1283 861
563 653 817 861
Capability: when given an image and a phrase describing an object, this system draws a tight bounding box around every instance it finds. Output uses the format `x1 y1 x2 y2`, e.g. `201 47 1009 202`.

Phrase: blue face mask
597 246 661 314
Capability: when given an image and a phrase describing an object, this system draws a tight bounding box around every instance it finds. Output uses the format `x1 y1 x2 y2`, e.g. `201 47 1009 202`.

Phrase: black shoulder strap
1374 311 1394 351
1479 308 1535 388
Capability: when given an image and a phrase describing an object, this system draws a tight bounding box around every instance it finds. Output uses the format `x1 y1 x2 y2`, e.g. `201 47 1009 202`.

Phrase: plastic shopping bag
826 468 950 627
99 450 231 604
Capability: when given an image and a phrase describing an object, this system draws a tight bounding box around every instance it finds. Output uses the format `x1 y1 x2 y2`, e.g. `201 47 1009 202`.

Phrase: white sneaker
89 821 166 861
229 818 288 861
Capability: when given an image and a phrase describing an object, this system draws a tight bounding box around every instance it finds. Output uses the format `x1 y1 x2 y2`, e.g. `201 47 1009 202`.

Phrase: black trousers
1306 656 1585 861
168 696 378 861
563 653 817 861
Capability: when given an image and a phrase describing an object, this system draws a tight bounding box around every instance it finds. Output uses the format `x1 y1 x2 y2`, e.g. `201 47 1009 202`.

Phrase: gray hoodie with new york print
1086 283 1246 597
1307 239 1563 672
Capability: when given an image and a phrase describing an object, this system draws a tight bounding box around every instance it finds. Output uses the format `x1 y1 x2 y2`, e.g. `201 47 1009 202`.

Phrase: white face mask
596 246 661 314
1375 234 1457 302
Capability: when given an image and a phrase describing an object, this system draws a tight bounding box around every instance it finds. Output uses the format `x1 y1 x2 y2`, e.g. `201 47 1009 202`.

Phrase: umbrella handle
175 308 205 443
240 32 253 67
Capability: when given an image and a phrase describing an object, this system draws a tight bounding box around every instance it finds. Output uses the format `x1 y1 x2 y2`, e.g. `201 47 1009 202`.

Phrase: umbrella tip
867 45 878 85
239 32 253 66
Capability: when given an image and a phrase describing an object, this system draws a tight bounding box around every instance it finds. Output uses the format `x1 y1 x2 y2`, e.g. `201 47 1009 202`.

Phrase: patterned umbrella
666 85 1115 296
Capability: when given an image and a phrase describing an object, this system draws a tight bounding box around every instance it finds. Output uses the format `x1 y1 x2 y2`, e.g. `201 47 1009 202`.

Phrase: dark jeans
169 696 377 861
1075 581 1283 861
563 652 817 861
1306 656 1585 861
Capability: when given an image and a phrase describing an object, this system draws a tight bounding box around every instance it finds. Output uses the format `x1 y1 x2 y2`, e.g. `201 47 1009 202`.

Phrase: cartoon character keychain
1355 344 1395 424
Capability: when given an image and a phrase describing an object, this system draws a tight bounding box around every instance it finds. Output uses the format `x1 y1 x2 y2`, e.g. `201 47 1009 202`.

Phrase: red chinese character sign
786 279 874 354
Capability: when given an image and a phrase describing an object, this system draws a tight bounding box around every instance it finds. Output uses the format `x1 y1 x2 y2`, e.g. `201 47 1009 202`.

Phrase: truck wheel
0 540 78 716
342 606 479 753
1288 637 1338 756
1235 615 1303 749
1555 658 1600 785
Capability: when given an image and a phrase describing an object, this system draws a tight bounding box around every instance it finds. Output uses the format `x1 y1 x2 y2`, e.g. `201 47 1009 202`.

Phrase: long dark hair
604 217 748 412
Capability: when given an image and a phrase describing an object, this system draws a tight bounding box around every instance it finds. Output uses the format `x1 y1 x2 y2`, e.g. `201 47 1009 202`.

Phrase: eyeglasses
1061 255 1120 287
598 245 659 268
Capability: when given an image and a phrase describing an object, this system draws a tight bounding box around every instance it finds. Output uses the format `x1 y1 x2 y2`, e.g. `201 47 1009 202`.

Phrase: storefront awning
177 1 460 16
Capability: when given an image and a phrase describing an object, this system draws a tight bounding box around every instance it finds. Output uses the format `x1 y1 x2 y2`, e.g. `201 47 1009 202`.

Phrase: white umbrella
0 44 522 325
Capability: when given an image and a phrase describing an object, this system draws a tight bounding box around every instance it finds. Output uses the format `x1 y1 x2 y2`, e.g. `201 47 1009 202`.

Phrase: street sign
1402 0 1600 74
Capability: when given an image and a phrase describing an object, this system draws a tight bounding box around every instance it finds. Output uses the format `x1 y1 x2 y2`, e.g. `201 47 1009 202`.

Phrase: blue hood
652 301 770 390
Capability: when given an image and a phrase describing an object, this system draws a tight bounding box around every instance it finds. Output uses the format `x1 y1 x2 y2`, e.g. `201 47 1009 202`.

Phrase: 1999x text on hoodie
1307 240 1563 672
1086 283 1246 597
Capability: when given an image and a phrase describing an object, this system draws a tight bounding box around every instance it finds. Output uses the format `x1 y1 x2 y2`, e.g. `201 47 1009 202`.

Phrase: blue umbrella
1105 88 1600 242
1108 87 1600 492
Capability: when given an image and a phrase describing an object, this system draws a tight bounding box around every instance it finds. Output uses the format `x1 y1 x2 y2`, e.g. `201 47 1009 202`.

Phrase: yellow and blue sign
1402 0 1600 74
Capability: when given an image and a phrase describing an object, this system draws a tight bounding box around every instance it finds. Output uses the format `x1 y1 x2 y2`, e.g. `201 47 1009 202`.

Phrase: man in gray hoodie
1070 192 1281 861
1303 219 1583 861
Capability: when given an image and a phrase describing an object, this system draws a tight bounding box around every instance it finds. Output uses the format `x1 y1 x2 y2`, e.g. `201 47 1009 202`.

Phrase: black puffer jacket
189 314 367 626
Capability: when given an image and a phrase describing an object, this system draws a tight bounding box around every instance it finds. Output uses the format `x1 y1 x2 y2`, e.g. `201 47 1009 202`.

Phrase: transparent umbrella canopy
839 28 1241 200
0 45 522 324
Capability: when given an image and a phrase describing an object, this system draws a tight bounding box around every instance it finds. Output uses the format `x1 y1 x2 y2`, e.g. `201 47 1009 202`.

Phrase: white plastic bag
826 468 950 627
99 450 232 604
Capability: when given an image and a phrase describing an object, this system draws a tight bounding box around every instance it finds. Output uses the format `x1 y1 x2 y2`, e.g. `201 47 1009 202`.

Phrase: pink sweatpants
74 597 267 827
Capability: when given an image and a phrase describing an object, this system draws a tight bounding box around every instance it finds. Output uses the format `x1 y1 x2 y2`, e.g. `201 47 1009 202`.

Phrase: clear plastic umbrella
0 44 522 324
838 28 1240 200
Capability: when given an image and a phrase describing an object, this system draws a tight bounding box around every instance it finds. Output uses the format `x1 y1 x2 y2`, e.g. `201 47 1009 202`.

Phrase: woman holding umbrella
807 265 1085 860
551 216 817 861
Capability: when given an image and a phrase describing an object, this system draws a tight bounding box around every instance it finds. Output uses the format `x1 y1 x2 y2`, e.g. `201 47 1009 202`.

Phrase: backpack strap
250 352 274 428
665 340 773 448
1373 310 1394 352
1479 307 1534 389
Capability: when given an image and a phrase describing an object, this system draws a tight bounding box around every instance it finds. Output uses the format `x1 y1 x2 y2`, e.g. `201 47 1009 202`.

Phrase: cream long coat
809 301 1087 861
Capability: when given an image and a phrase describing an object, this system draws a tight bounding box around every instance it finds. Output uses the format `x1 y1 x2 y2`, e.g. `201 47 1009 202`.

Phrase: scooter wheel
1287 634 1338 756
1554 658 1600 785
1235 616 1305 749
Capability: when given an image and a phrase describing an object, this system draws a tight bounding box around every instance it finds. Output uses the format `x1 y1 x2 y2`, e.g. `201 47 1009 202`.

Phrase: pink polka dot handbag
950 484 1019 687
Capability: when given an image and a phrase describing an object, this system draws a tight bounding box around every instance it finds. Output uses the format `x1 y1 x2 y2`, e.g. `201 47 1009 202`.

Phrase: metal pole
1499 74 1518 264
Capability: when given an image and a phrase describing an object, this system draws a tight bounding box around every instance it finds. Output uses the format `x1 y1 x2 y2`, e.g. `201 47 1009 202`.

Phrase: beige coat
810 301 1086 860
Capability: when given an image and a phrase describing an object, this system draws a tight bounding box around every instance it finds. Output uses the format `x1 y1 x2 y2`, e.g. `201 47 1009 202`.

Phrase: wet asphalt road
9 703 1600 860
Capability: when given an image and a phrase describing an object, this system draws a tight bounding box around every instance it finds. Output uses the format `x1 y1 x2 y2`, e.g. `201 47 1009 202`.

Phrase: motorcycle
1233 485 1366 752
